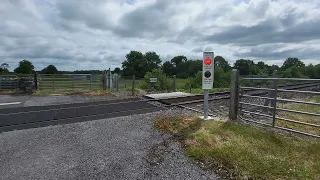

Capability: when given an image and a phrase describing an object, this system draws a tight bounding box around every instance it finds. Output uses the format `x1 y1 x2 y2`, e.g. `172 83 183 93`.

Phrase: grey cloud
54 0 111 32
234 44 320 60
201 15 320 46
114 0 174 38
192 46 212 53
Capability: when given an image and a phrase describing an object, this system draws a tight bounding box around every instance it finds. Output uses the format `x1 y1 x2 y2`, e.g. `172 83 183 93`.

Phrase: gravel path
0 108 219 180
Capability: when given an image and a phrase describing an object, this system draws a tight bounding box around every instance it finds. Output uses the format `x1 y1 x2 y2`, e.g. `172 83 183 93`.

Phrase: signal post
201 52 214 120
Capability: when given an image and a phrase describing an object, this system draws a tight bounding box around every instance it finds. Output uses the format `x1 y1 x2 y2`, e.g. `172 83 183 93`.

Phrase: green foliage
214 56 231 72
14 59 34 74
122 51 161 78
183 67 230 89
113 67 121 74
162 56 202 78
40 65 58 74
282 66 308 78
140 69 172 91
281 57 305 71
0 63 9 73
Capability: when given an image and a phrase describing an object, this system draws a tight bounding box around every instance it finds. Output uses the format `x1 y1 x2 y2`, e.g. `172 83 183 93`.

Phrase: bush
140 69 172 91
183 67 231 89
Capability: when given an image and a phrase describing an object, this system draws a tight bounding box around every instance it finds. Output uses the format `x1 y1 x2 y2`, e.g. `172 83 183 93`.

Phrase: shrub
140 69 172 91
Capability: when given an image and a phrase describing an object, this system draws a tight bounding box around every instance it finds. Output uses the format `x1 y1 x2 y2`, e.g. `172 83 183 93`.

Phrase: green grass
276 96 320 136
154 116 320 180
175 78 188 89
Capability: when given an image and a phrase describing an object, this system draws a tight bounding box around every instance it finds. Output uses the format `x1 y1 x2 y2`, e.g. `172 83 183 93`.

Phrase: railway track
158 81 320 105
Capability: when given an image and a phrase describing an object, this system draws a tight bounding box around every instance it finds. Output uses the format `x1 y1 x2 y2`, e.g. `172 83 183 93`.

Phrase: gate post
132 75 135 96
172 75 176 92
229 69 240 121
33 71 38 90
102 70 107 90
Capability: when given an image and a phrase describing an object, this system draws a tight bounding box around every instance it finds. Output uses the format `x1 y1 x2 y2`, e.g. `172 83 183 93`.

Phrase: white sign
150 78 157 83
202 52 214 89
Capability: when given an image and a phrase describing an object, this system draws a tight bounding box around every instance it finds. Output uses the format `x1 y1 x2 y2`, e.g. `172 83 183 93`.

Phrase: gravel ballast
0 109 219 180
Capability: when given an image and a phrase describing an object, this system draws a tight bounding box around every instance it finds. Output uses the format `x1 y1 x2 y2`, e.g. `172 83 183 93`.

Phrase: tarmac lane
0 95 30 109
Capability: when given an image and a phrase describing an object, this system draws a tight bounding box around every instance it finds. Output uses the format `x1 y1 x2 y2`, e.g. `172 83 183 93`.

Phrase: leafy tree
267 65 280 75
122 51 146 78
313 64 320 78
144 51 161 71
214 56 231 72
162 61 175 77
0 63 9 73
40 65 58 74
113 67 121 74
281 57 305 71
122 51 161 78
282 66 307 78
171 55 187 67
14 59 34 74
234 59 258 75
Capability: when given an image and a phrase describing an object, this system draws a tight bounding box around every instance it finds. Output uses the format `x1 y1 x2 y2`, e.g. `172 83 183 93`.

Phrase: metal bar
242 94 274 100
239 102 273 109
241 110 273 118
271 78 278 127
277 98 320 106
276 117 320 127
277 89 320 95
238 116 272 127
242 78 320 81
274 126 320 138
239 116 320 138
277 107 320 116
240 87 274 91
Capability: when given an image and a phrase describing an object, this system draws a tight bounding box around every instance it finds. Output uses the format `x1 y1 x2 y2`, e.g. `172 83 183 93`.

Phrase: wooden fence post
229 69 240 121
132 75 135 96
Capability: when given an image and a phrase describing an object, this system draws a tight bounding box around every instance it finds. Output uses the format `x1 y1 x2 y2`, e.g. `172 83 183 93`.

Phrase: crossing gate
229 69 320 138
38 74 103 91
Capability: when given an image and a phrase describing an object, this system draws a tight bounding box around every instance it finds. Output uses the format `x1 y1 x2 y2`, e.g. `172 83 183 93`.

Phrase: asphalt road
0 109 218 180
0 95 30 109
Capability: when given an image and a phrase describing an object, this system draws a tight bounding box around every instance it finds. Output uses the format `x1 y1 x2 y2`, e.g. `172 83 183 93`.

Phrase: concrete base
198 116 215 120
144 92 192 100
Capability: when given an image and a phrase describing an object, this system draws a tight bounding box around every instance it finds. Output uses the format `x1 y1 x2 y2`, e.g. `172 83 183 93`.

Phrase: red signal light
204 58 212 65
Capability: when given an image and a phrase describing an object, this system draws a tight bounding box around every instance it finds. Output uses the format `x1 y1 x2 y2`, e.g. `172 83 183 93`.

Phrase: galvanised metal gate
39 74 103 91
229 69 320 138
0 75 19 90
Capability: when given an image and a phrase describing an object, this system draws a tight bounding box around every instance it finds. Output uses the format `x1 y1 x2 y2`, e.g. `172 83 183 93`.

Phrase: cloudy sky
1 0 320 71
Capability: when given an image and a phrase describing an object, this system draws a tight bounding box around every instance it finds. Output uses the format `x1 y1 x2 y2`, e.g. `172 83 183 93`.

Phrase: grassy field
38 75 228 94
154 116 320 180
276 96 320 136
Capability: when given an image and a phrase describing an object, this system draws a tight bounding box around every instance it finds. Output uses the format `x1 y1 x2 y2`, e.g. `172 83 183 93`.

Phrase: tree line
122 51 320 79
1 52 319 81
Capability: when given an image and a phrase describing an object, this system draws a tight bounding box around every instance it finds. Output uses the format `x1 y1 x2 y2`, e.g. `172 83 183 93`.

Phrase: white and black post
201 52 214 120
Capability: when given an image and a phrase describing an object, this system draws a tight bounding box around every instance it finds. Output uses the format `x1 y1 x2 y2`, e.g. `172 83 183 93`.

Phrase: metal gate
229 69 320 138
0 75 19 90
39 74 103 91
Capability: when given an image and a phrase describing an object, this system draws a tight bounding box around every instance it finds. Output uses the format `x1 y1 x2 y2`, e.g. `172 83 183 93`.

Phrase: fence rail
229 69 320 138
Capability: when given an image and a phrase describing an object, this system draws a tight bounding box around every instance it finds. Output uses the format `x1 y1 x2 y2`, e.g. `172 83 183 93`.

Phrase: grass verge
277 96 320 136
154 116 320 180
